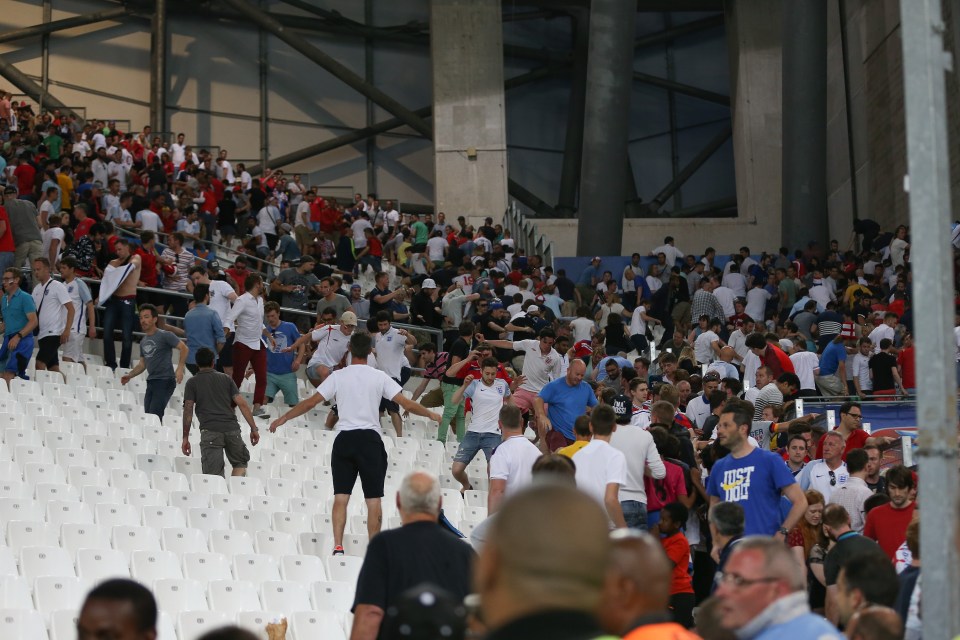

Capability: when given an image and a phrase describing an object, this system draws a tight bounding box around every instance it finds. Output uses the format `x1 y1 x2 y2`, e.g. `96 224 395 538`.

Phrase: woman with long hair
786 489 828 612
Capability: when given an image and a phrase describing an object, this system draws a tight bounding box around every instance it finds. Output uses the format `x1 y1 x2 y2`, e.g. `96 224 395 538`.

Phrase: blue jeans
145 378 176 418
621 500 649 531
0 252 13 273
453 431 502 465
102 296 137 369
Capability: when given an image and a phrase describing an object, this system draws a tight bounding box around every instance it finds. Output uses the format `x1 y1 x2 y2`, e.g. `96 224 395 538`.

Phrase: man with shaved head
844 606 904 640
475 484 611 640
598 529 700 638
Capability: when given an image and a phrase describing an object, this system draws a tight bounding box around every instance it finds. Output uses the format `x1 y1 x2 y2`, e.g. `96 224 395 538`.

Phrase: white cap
421 278 437 289
779 339 794 351
527 305 540 314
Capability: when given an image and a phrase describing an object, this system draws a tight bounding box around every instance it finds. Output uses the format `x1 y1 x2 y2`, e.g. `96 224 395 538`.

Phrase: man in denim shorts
181 348 260 476
449 357 513 492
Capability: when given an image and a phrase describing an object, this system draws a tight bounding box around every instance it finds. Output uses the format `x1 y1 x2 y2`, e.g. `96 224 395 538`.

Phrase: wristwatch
778 527 789 536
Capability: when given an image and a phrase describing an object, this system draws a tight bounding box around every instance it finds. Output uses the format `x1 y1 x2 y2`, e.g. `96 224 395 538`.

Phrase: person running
120 304 188 419
285 310 357 386
268 331 440 556
227 274 270 417
181 347 260 477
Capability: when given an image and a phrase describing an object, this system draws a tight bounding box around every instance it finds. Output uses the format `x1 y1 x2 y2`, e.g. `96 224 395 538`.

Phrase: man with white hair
351 471 475 640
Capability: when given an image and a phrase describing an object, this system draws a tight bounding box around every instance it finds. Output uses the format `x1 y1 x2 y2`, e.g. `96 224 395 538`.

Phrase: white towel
98 263 134 304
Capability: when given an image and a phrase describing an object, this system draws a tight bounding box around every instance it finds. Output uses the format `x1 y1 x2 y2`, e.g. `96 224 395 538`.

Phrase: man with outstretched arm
268 331 442 556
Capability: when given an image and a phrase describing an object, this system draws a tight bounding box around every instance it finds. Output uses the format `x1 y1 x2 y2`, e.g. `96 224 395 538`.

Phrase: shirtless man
99 239 142 370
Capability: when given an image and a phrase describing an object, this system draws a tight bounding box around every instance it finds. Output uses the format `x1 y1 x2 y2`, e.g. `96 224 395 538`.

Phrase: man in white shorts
449 357 513 492
487 327 562 435
268 332 440 556
285 310 357 386
58 256 95 364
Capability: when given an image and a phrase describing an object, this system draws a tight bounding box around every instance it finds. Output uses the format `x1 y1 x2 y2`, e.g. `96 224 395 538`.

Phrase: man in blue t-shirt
707 398 807 538
264 301 304 407
0 267 38 382
535 359 598 452
815 335 848 397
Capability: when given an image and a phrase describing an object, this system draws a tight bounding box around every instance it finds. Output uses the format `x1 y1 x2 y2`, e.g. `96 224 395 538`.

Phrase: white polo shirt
316 365 402 431
463 379 511 434
512 339 561 393
374 326 407 379
307 325 351 368
208 279 236 331
32 278 72 338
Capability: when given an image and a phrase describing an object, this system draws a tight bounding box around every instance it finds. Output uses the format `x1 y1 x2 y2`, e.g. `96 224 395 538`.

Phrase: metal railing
503 200 556 269
112 225 278 276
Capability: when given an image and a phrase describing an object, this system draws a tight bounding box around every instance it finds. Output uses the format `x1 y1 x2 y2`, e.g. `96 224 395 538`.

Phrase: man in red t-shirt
896 334 916 392
745 332 795 377
863 464 916 561
0 204 15 268
13 154 37 199
74 206 95 239
814 400 896 460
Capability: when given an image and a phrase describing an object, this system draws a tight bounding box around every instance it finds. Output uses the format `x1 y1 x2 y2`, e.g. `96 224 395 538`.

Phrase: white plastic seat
109 469 149 491
236 611 284 638
0 497 43 523
169 491 211 510
136 454 173 474
20 546 75 580
0 461 21 482
249 495 288 514
151 471 189 494
233 554 281 582
258 449 290 466
280 554 326 583
313 513 335 537
111 525 162 553
46 500 94 527
107 423 142 441
2 429 40 449
182 552 232 582
297 532 332 558
67 466 108 489
272 512 313 536
190 474 228 496
34 483 81 505
290 610 347 640
326 555 364 585
154 578 208 615
42 433 82 452
279 463 313 482
82 435 119 454
161 527 209 554
94 451 134 472
311 580 355 612
343 533 369 558
209 493 249 512
0 577 33 609
244 461 277 482
0 548 16 577
288 497 326 516
54 448 94 471
464 505 488 521
255 531 298 557
125 488 166 509
76 548 130 582
131 550 184 582
177 610 231 640
94 503 140 528
0 481 25 499
156 441 182 458
81 485 124 507
142 506 187 530
207 579 262 615
49 609 79 640
33 576 86 622
348 515 369 536
228 476 265 497
16 444 56 468
23 463 67 487
7 521 59 552
266 478 301 500
209 530 255 556
121 438 157 458
173 457 203 477
188 507 230 533
230 510 271 536
261 580 312 616
60 523 111 555
0 607 49 639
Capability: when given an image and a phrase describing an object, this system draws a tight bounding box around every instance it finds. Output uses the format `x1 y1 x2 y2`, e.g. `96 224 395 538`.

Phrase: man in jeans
181 347 260 476
449 357 513 492
609 395 666 530
121 304 187 418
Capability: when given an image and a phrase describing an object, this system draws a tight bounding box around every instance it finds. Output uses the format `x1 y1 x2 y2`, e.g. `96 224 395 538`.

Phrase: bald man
474 484 611 640
844 606 903 640
598 530 700 638
351 471 475 640
707 346 740 380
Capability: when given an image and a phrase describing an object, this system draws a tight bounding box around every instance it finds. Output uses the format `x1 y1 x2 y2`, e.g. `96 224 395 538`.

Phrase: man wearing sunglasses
798 431 848 501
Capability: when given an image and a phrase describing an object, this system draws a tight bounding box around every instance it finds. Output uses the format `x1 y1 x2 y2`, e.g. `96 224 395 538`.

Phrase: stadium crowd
0 102 939 639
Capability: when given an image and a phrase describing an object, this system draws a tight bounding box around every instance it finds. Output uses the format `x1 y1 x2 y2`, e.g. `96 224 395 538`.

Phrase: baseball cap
2 186 16 195
280 223 293 233
591 256 601 262
488 298 504 310
702 371 721 383
779 339 794 351
527 305 540 314
611 395 632 424
341 311 358 326
421 278 437 289
206 260 221 271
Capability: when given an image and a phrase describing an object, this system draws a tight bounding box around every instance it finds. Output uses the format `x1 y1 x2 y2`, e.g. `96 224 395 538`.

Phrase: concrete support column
150 0 167 133
430 0 508 225
556 11 589 218
723 0 783 242
782 0 828 250
575 0 635 257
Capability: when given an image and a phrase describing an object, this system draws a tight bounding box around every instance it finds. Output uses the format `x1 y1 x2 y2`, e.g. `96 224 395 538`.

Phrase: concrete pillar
723 0 783 243
150 0 167 134
782 0 828 251
575 0 636 257
430 0 508 225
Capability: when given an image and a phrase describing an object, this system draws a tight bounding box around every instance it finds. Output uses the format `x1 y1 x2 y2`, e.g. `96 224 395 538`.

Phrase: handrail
112 225 277 275
503 200 556 269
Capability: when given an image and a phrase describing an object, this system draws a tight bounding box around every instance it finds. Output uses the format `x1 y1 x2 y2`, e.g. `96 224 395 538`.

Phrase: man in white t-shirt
788 340 821 397
137 208 161 233
426 231 448 267
649 236 684 267
31 257 74 379
487 328 562 432
286 311 357 386
610 396 666 530
694 317 723 364
449 357 513 492
170 133 186 166
58 257 95 364
269 331 440 556
487 404 541 515
573 405 628 529
374 311 417 436
798 431 848 502
867 312 897 354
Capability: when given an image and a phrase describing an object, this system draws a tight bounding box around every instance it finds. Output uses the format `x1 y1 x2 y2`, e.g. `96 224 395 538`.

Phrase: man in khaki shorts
182 347 260 476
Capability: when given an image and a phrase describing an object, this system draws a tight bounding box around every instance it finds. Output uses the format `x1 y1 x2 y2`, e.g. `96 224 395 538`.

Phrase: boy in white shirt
573 404 627 528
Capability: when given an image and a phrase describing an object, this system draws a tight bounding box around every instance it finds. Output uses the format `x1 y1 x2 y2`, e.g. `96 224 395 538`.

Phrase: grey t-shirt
141 330 180 380
749 420 776 451
184 369 242 433
316 293 350 318
5 199 42 243
277 268 320 309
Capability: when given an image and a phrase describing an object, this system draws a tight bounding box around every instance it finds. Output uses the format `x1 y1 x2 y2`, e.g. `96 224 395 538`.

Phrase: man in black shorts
269 332 441 555
31 257 74 380
181 347 260 476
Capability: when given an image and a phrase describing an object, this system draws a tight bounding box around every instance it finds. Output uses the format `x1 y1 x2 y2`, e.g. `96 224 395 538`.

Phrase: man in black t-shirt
868 338 902 396
438 321 474 442
352 471 474 640
369 271 405 318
